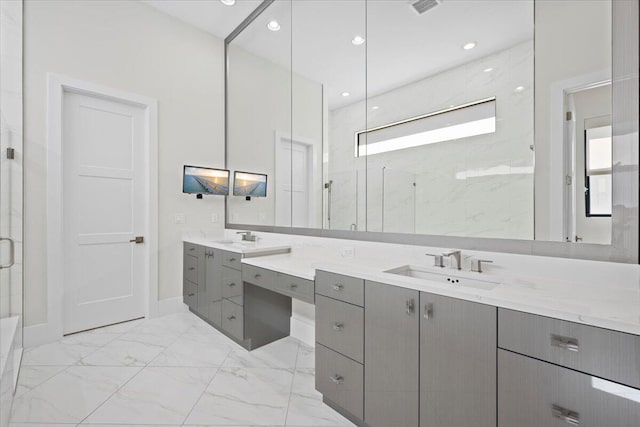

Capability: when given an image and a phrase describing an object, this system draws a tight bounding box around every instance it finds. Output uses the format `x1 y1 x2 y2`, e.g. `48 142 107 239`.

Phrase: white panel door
62 91 146 334
275 138 310 227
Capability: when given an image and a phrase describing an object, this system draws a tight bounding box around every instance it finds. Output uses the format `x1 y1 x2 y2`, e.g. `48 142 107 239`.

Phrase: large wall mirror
226 0 638 262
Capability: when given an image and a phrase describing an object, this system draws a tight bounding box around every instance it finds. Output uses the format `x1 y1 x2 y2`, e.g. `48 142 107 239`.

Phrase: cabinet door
420 293 496 427
205 249 223 326
365 281 419 427
499 349 640 427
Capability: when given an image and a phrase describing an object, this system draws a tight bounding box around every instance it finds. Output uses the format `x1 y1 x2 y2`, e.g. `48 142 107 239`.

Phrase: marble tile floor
10 311 355 427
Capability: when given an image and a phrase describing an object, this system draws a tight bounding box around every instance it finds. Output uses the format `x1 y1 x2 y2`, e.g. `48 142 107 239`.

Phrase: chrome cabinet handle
188 267 195 271
188 293 195 297
227 282 236 287
406 298 415 315
227 315 236 321
254 274 261 279
329 374 344 385
423 303 433 319
189 247 195 251
551 404 579 425
332 322 344 331
332 284 343 291
0 237 15 270
551 334 579 352
290 283 298 289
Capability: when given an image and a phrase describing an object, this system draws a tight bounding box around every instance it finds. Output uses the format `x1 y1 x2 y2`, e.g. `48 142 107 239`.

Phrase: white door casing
47 74 158 340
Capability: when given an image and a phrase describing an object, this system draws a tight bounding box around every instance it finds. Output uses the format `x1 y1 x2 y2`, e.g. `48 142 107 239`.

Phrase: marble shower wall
327 40 534 239
0 0 23 328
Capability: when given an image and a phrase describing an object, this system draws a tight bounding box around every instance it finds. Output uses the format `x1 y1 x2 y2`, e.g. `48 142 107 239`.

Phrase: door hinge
565 175 572 186
566 111 573 121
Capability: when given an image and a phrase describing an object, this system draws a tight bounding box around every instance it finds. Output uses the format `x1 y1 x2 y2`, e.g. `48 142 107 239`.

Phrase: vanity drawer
242 265 276 291
222 299 244 341
316 270 364 307
316 295 364 363
222 267 243 305
184 242 199 256
498 349 640 427
183 254 198 284
222 250 242 270
276 273 314 304
316 343 363 420
183 281 197 309
498 308 640 389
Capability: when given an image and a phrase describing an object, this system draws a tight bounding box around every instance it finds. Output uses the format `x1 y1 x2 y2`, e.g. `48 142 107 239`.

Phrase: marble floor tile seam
282 343 301 427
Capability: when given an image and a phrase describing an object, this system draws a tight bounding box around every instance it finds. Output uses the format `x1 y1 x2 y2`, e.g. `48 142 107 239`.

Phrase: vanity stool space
314 270 640 427
183 241 310 350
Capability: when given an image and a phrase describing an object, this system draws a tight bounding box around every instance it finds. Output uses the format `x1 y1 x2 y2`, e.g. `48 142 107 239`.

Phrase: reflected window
585 125 612 216
355 98 496 157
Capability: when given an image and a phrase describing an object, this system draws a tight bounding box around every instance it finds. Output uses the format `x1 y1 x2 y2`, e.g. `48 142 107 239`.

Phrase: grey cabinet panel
316 344 364 420
222 266 243 304
364 281 419 427
315 295 364 363
222 299 244 340
242 264 276 290
184 253 199 284
208 300 222 327
276 272 314 304
316 270 364 307
499 308 640 388
420 292 496 427
205 248 223 326
183 281 197 309
498 349 640 427
222 250 242 270
184 242 199 255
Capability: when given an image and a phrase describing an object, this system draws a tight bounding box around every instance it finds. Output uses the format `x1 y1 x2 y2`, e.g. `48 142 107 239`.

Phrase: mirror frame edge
224 0 639 264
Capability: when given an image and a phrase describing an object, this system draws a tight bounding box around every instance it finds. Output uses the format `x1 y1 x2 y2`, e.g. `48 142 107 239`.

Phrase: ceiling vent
411 0 441 15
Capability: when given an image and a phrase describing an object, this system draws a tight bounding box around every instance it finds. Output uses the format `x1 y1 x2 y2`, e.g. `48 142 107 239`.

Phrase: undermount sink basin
212 240 256 247
385 265 499 290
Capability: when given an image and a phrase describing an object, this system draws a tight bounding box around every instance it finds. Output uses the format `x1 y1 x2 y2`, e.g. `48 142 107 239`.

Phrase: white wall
227 44 323 227
534 0 611 241
328 41 534 239
23 0 224 327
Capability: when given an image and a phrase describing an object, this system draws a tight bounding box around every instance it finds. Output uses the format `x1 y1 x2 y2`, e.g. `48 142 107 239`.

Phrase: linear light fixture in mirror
226 0 638 263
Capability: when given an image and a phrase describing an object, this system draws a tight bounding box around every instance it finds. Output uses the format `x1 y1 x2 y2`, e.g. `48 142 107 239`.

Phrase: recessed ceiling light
220 0 236 5
267 20 281 32
351 35 365 46
341 92 351 97
483 67 494 73
371 106 379 110
514 86 525 93
463 42 477 50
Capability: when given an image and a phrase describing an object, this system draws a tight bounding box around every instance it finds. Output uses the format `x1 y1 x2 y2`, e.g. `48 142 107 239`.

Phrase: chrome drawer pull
332 284 344 291
229 257 237 262
188 267 195 271
329 374 344 385
551 334 579 352
255 274 261 279
188 293 195 297
423 303 433 320
551 404 579 425
189 247 195 251
290 283 298 289
406 298 415 315
228 282 236 287
227 315 236 321
333 322 344 331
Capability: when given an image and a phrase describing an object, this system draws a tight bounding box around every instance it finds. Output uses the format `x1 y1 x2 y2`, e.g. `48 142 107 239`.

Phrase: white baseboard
290 314 314 347
24 322 59 348
157 296 188 317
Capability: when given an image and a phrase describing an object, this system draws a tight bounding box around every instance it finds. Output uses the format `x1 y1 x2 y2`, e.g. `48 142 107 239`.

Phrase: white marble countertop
240 251 640 336
183 235 291 256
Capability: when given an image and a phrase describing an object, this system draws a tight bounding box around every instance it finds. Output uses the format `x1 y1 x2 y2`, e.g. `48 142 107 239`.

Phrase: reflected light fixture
463 42 477 50
514 86 525 93
371 106 380 110
352 35 365 46
341 92 351 97
267 20 281 31
220 0 236 5
483 67 494 73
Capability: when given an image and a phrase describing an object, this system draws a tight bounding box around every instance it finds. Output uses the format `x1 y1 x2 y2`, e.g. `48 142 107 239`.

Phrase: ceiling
143 0 533 110
142 0 263 40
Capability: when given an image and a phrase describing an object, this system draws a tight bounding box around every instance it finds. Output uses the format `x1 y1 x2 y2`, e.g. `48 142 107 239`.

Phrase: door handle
0 237 15 270
329 374 344 385
551 404 580 425
423 303 433 320
130 236 144 244
550 334 579 352
406 298 415 315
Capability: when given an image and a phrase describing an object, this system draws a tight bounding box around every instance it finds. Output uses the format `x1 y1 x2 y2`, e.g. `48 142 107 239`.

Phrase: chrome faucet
236 231 257 242
442 250 461 270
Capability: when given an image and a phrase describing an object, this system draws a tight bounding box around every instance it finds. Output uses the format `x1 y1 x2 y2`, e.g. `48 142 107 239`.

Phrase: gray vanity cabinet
420 292 497 427
364 281 420 427
498 349 640 427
